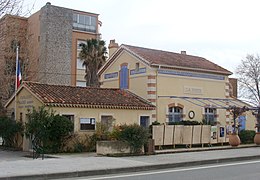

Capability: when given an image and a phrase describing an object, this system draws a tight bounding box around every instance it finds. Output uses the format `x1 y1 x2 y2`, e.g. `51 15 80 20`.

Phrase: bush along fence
152 124 229 148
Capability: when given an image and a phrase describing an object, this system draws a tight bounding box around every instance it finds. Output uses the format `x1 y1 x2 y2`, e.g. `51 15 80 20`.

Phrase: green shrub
239 130 255 144
152 121 161 125
168 120 202 126
116 124 149 154
25 106 73 153
0 116 23 147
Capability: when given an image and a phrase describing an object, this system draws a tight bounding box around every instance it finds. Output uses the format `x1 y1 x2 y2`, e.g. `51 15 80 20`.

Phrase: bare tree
0 0 34 114
0 0 24 17
236 54 260 106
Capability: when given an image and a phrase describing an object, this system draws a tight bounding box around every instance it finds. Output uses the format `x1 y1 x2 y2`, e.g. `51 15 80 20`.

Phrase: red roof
23 82 155 110
120 44 232 75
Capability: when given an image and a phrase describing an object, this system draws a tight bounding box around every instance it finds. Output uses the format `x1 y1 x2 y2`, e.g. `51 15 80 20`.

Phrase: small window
135 63 140 72
73 13 78 23
20 112 23 122
80 118 95 130
77 58 84 70
78 14 85 24
76 81 86 87
140 116 150 128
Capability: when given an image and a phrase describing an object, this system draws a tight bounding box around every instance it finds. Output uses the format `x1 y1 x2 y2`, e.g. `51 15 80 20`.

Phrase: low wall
96 141 131 155
153 125 229 147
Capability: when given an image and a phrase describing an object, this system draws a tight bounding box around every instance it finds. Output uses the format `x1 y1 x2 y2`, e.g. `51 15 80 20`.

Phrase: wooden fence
152 125 229 148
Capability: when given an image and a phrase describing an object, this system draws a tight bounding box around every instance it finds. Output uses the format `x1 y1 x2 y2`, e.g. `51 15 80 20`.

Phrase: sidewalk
1 145 260 180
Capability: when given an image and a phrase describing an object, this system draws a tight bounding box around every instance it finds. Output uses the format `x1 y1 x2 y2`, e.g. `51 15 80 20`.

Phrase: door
140 116 150 128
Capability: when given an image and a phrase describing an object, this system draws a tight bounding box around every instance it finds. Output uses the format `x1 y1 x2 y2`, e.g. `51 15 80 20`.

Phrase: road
65 160 260 180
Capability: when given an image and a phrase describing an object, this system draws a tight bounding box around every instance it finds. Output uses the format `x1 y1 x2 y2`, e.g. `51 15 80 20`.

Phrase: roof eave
45 103 155 110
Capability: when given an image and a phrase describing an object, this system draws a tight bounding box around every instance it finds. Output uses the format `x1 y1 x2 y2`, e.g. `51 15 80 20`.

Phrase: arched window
169 107 183 122
119 63 129 89
204 108 216 125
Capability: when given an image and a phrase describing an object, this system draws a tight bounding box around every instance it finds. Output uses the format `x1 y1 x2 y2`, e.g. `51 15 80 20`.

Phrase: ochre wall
100 50 257 130
6 87 152 151
156 73 227 125
100 51 152 99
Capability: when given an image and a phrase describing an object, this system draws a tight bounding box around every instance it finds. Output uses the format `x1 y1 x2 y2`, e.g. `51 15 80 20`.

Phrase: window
11 40 20 52
72 13 97 33
135 63 140 72
80 118 95 130
204 108 216 125
169 107 183 122
76 81 86 87
140 116 150 128
77 40 86 50
119 64 129 89
19 112 23 122
62 115 75 130
4 59 16 75
77 58 84 70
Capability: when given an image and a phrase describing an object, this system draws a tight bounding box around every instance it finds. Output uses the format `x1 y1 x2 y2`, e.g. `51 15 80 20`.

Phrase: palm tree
79 39 107 87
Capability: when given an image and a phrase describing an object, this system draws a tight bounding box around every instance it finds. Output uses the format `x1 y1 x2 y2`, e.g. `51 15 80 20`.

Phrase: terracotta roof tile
24 82 155 110
122 44 232 75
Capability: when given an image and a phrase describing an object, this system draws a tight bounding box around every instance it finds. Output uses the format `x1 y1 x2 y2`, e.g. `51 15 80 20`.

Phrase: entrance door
140 116 150 128
101 115 114 131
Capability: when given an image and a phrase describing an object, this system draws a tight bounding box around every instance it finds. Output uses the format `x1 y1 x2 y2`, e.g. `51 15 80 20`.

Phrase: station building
98 40 256 130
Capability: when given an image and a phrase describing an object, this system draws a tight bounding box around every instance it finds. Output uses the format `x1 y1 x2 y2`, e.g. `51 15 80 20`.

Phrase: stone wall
39 3 72 85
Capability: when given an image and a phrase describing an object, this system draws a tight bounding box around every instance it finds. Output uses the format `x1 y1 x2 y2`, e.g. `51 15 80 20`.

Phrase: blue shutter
120 65 128 89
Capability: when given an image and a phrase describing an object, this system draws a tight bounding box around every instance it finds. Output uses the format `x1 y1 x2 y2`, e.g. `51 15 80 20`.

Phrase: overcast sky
22 0 260 77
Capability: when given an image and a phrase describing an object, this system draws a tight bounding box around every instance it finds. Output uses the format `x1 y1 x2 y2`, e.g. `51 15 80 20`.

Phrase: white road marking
80 160 260 180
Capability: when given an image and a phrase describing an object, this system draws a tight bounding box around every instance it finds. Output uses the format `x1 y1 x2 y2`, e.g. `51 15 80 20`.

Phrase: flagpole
14 45 19 121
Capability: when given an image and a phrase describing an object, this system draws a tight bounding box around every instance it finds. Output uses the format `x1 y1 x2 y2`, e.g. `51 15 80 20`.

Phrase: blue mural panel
158 69 225 80
130 67 146 75
104 72 118 79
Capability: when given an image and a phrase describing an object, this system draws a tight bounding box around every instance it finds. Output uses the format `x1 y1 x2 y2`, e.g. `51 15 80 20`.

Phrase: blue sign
158 70 225 81
130 67 146 75
104 72 118 79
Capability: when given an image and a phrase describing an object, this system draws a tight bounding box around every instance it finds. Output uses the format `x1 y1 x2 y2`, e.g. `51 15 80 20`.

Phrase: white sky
22 0 260 77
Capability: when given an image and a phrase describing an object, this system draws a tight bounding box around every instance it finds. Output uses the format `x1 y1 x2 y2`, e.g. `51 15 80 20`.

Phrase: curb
1 155 260 180
155 144 260 154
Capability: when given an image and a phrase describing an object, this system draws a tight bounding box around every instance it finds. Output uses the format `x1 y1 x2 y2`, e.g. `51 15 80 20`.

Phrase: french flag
16 60 22 89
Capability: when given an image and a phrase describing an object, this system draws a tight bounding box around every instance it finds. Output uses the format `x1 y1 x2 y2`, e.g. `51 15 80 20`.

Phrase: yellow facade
100 46 256 131
100 51 153 99
6 86 153 151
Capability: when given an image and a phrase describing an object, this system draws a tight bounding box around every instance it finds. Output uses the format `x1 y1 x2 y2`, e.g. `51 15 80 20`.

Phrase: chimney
228 78 238 98
108 39 119 57
181 51 186 55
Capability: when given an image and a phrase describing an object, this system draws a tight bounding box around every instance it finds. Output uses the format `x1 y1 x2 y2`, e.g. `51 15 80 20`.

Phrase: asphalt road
67 160 260 180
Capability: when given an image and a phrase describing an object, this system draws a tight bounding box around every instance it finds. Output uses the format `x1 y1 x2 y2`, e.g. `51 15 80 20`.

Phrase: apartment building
0 2 101 104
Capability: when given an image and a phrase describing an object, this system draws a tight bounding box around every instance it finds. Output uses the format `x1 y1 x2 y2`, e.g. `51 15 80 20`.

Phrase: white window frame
139 114 151 128
168 107 183 123
79 117 96 131
204 108 217 125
